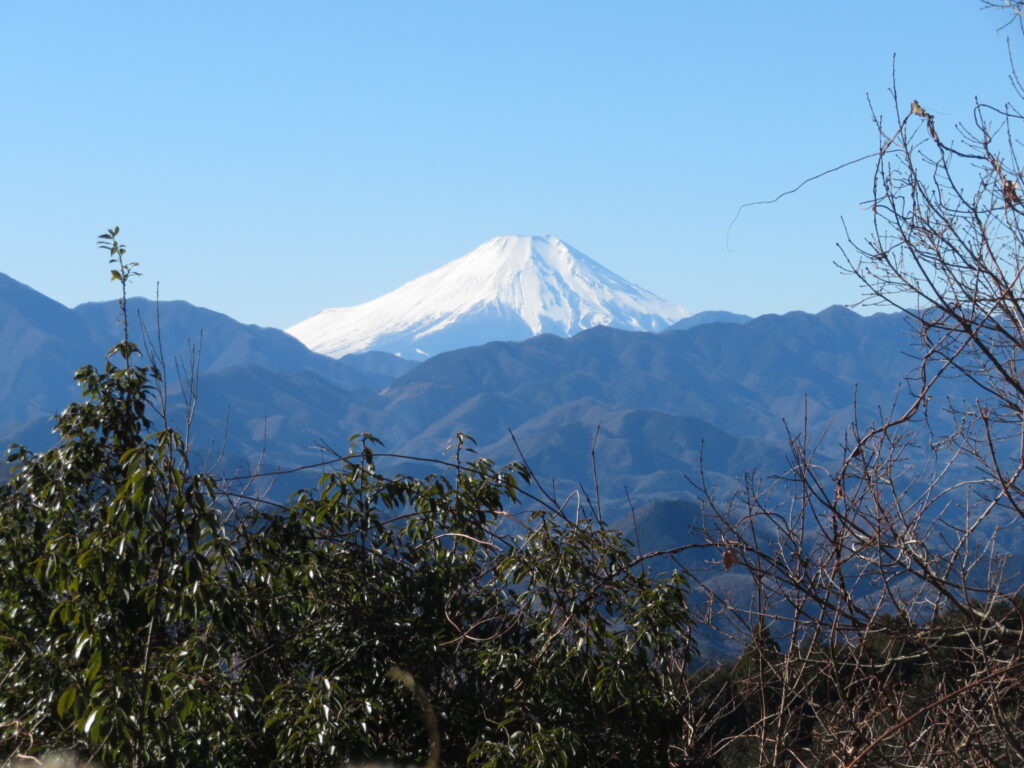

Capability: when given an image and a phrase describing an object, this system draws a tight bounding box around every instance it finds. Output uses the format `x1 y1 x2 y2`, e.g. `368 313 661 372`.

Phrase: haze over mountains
12 230 999 576
287 235 690 359
0 255 939 524
5 238 1021 673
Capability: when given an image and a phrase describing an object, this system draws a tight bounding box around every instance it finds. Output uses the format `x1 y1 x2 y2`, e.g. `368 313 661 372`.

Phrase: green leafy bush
0 276 693 766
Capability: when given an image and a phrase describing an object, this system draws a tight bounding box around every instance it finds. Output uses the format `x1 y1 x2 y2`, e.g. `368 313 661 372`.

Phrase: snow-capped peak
287 235 689 359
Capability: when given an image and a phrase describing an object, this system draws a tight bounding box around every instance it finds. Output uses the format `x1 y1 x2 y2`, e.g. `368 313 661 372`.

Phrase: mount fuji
287 235 690 359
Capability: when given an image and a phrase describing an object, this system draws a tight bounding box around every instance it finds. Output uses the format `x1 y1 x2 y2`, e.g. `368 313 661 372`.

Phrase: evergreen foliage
0 234 693 766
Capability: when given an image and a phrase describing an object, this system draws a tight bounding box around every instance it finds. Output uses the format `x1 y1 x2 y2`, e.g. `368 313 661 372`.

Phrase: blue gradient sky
0 1 1018 328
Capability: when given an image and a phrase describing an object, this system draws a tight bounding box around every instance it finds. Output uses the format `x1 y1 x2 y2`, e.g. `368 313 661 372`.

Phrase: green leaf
83 706 104 738
73 632 91 659
84 648 103 681
57 685 77 717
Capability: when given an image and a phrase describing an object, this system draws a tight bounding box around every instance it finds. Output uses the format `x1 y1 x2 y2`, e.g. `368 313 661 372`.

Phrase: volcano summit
287 235 689 359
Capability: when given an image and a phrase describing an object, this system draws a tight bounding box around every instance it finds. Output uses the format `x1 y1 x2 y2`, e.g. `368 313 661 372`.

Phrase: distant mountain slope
74 298 414 390
0 274 415 448
379 306 914 451
287 235 689 359
1 270 934 524
666 310 751 331
2 275 1012 633
0 274 94 429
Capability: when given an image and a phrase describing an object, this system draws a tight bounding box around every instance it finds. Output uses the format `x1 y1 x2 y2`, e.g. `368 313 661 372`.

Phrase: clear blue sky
0 1 1018 328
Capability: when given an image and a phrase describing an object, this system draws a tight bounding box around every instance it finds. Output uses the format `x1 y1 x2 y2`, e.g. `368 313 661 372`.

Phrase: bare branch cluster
693 32 1024 768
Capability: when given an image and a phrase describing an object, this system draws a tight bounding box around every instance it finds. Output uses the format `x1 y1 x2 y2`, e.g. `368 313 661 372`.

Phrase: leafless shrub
696 13 1024 767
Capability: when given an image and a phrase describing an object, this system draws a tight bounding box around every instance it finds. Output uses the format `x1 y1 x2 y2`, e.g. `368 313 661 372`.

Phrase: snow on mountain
287 235 690 359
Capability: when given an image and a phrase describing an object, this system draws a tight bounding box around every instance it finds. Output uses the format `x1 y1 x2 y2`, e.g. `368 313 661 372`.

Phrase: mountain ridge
0 274 415 432
0 270 929 520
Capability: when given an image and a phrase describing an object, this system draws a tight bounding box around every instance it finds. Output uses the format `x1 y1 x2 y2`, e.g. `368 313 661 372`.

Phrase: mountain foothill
0 236 941 560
